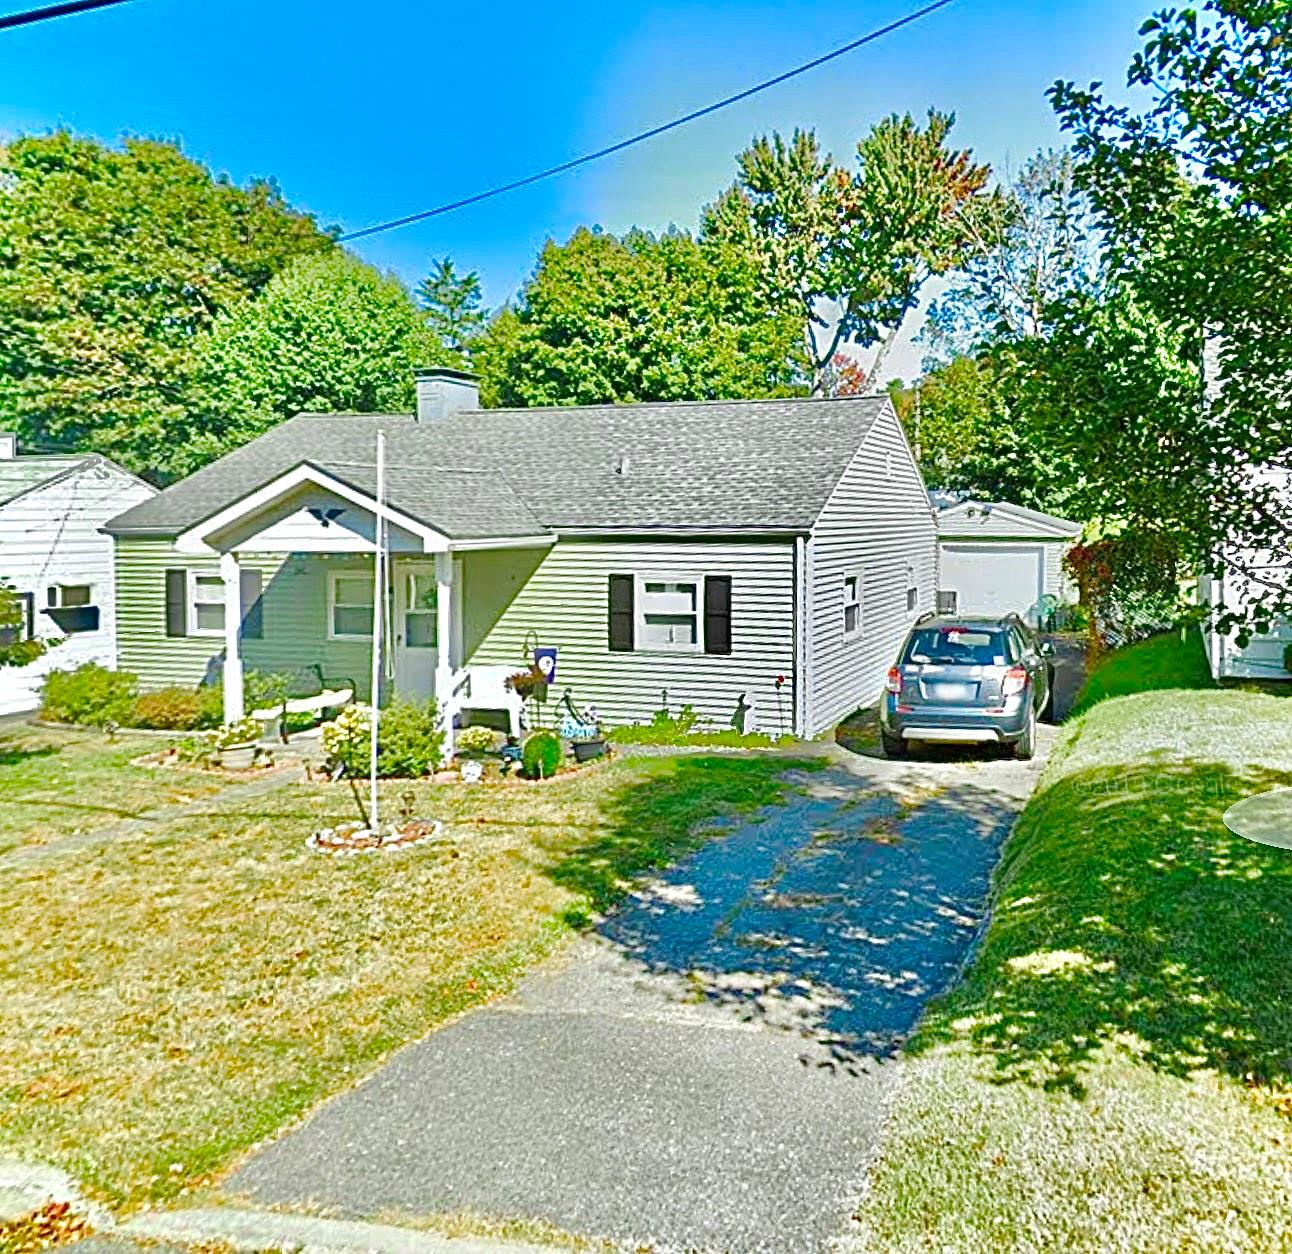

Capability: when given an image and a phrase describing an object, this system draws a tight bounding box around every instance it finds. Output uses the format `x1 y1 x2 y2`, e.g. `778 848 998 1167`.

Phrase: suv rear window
903 625 1015 666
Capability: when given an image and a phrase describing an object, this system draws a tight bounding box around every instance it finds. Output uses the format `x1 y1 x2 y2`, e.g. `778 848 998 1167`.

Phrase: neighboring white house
933 497 1081 624
0 433 155 715
1200 465 1292 681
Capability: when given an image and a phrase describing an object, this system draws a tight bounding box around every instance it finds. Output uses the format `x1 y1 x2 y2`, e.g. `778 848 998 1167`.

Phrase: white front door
393 562 439 701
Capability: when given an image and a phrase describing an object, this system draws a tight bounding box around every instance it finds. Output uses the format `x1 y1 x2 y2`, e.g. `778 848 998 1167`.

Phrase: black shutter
703 576 733 655
240 568 263 639
164 569 187 637
608 575 634 652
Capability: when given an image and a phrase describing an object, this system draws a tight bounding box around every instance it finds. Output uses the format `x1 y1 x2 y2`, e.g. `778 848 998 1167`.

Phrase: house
102 370 939 739
1200 465 1291 681
0 433 155 715
933 496 1080 623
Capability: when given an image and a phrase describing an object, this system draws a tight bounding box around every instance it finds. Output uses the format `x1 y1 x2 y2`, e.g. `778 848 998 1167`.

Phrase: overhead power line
338 0 959 242
0 0 132 31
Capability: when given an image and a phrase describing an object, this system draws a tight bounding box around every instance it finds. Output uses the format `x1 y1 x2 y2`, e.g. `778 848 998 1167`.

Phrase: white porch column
221 551 244 724
435 550 454 755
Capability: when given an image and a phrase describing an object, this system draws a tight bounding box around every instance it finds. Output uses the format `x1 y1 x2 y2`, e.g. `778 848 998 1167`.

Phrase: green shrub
377 699 445 777
131 687 203 730
41 664 139 726
455 725 497 755
521 730 563 779
319 700 445 778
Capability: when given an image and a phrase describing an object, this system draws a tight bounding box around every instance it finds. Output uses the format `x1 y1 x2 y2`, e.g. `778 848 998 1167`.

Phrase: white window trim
328 569 375 641
842 570 863 641
635 574 703 655
187 570 226 638
48 582 95 609
905 564 919 616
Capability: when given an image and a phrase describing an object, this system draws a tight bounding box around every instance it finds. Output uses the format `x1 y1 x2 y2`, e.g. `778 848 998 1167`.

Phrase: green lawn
1073 627 1214 714
853 686 1292 1251
0 739 813 1211
0 725 228 856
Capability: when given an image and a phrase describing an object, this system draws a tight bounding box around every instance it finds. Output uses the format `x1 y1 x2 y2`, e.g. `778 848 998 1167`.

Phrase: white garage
934 499 1081 625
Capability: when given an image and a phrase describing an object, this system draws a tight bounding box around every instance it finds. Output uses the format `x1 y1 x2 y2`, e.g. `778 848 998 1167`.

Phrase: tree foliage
703 112 1002 392
472 227 806 407
180 251 444 475
0 580 44 668
1051 0 1292 627
417 257 488 359
0 133 332 478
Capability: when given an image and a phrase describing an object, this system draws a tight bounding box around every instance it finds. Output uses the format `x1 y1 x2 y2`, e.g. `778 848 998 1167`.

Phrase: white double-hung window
188 572 226 636
329 572 374 639
842 571 862 639
638 579 701 652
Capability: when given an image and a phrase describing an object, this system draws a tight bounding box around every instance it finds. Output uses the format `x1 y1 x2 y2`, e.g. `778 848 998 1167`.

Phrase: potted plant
212 716 262 770
558 695 607 763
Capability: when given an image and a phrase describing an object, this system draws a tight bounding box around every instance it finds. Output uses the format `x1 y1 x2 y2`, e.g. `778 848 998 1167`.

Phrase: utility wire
338 0 959 242
0 0 131 31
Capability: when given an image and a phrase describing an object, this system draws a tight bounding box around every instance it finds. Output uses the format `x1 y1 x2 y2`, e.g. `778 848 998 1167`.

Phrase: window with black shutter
608 575 634 651
240 568 263 639
164 568 188 637
703 576 732 655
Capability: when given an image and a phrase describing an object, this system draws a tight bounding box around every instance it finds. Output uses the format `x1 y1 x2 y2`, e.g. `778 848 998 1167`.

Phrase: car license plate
931 682 976 701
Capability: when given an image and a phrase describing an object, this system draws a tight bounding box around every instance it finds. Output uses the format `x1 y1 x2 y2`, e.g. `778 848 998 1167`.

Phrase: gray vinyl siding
115 540 375 695
806 406 938 735
466 537 798 735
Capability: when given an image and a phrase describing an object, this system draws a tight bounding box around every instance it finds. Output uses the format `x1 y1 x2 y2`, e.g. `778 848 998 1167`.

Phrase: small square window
188 573 225 637
905 565 918 614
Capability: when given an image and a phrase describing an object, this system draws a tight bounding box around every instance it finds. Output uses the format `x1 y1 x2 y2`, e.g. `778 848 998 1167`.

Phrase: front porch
170 462 552 747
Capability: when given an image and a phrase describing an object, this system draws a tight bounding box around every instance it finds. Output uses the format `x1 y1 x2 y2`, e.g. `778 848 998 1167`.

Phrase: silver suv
879 613 1053 759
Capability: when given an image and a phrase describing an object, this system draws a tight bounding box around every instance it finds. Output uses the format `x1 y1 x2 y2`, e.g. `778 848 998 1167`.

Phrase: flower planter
218 744 257 770
571 737 607 763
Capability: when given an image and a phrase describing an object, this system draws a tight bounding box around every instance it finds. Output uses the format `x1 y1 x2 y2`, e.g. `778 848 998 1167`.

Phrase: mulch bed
307 818 445 855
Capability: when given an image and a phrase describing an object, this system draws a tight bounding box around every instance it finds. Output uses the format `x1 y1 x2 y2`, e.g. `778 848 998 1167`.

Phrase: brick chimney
415 368 479 422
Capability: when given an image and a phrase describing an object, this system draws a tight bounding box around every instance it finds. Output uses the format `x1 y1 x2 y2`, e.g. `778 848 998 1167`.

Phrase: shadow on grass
910 755 1292 1097
541 755 1025 1071
0 738 59 768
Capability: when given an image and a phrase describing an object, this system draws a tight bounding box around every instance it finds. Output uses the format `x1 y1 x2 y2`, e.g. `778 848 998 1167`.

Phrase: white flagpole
368 430 386 831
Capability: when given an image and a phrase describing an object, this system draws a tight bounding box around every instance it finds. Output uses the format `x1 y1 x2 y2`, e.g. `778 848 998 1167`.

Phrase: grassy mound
1073 627 1214 714
853 687 1292 1251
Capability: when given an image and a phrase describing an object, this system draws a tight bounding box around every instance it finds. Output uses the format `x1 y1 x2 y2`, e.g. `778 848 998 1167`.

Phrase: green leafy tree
417 257 488 358
703 112 1003 393
922 149 1100 363
472 227 806 407
182 251 445 474
0 581 44 668
1050 1 1292 629
0 133 332 479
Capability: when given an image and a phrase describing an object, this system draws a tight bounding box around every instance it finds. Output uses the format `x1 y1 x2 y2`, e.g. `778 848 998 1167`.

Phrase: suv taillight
885 666 903 694
1002 665 1028 697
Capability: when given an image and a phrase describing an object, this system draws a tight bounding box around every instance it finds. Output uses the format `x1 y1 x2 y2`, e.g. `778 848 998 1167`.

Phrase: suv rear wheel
1013 706 1036 760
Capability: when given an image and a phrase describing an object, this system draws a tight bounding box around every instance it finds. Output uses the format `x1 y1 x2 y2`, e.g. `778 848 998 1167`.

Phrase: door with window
394 562 438 701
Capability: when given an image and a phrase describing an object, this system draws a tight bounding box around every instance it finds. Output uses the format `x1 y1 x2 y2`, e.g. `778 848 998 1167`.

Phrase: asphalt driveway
231 735 1052 1252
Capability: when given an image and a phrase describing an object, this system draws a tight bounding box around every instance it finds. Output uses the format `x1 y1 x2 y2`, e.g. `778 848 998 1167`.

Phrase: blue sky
1 0 1146 381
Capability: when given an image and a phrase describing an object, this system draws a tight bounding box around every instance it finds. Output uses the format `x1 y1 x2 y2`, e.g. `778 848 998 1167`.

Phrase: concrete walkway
229 734 1051 1252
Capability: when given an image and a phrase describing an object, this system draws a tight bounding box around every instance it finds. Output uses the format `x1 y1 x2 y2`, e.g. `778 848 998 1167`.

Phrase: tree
180 251 445 475
472 226 806 407
417 257 488 359
1050 1 1292 629
922 149 1100 363
702 112 1003 393
0 581 44 668
0 133 333 479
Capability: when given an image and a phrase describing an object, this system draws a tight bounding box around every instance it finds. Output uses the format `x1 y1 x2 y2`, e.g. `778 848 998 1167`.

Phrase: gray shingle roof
105 395 890 539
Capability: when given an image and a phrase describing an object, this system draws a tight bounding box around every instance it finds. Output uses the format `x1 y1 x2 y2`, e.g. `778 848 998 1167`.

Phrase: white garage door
939 543 1044 619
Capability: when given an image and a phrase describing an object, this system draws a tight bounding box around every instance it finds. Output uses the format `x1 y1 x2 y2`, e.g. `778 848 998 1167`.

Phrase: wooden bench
248 665 355 740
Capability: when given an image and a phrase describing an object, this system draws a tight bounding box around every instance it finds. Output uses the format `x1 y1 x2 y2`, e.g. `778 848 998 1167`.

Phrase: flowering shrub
320 700 445 778
455 725 497 755
321 703 372 776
